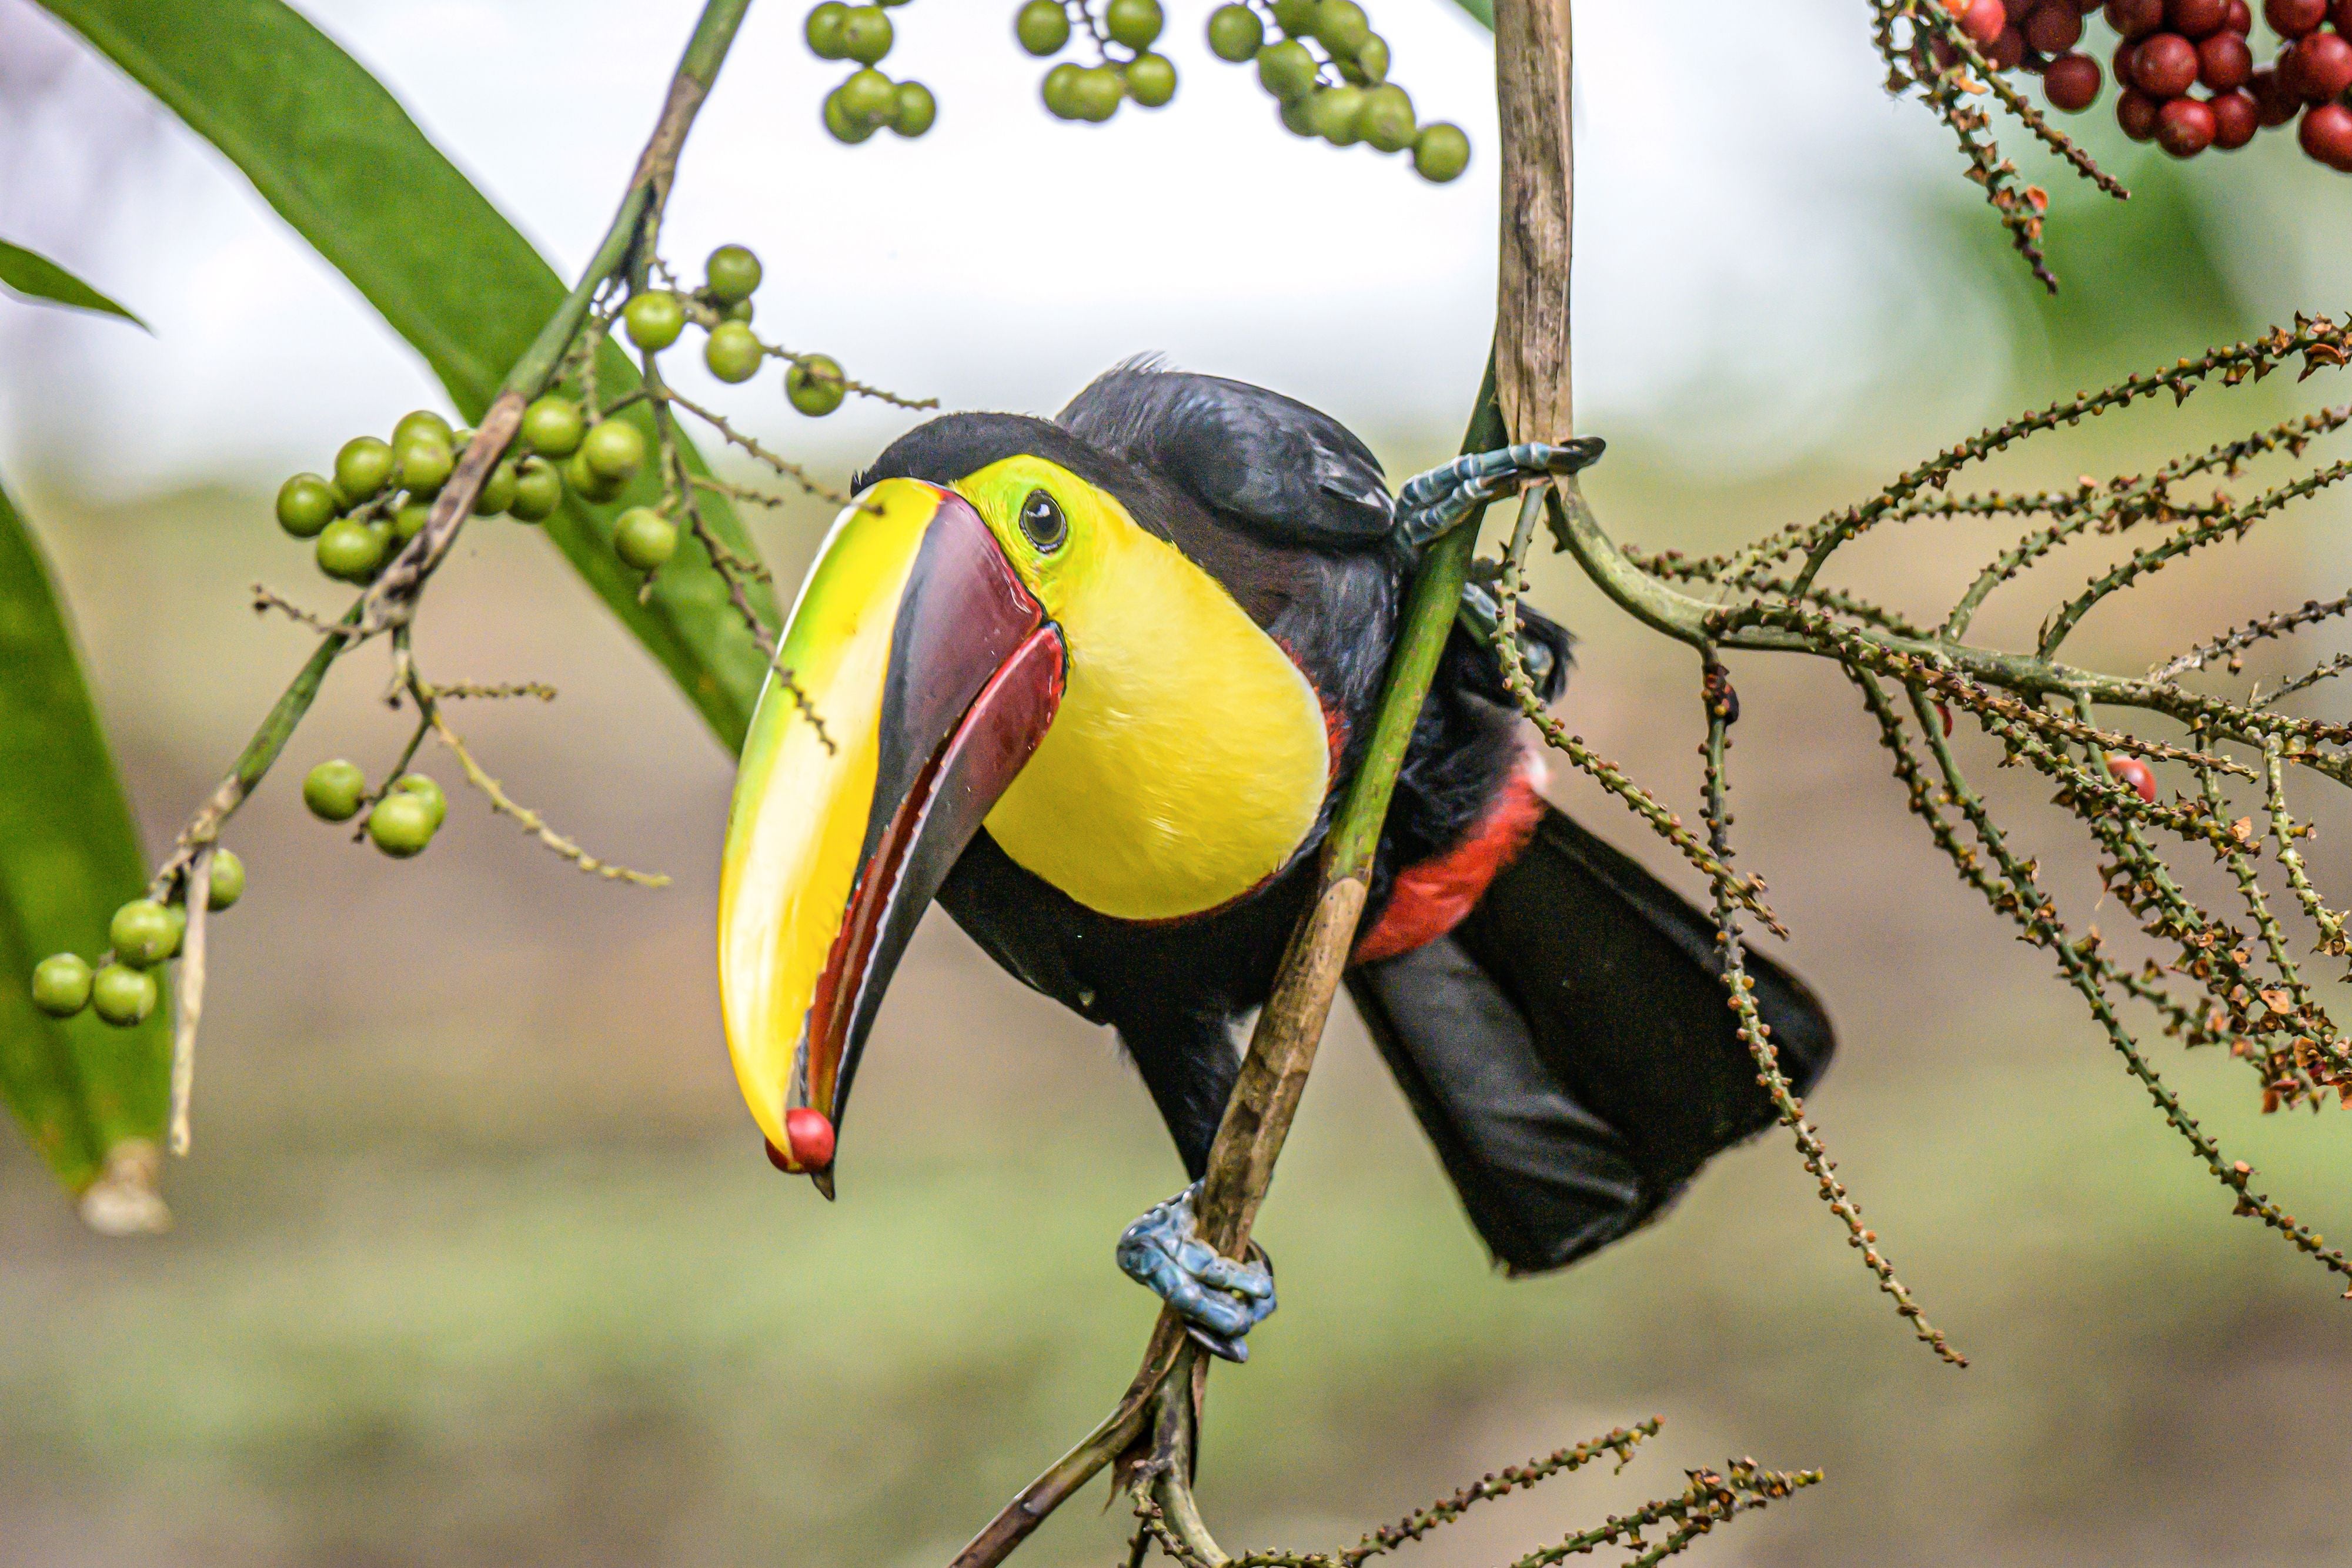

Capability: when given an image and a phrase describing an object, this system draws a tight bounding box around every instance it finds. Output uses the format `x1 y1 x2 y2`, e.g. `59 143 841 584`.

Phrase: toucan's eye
1018 489 1068 553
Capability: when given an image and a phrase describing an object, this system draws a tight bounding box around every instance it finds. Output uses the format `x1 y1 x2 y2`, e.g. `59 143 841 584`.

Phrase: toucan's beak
718 479 1065 1193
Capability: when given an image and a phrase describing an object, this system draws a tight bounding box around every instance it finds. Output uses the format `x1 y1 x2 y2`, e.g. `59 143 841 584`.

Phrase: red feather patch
1351 758 1546 966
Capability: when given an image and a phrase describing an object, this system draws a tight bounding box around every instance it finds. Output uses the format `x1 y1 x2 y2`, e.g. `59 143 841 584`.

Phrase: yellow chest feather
981 527 1331 922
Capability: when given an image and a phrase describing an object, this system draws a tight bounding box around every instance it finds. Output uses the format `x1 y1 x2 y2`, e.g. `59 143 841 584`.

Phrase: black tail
1346 802 1834 1275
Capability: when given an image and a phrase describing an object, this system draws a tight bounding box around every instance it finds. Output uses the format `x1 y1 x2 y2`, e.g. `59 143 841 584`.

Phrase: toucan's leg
1393 437 1608 548
1115 1182 1277 1362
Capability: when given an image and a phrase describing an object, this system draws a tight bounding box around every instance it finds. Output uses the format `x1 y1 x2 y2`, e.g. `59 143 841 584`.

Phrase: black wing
1348 801 1836 1275
1058 361 1395 548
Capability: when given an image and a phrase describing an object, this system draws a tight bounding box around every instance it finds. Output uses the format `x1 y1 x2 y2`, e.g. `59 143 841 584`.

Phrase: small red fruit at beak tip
763 1138 793 1174
784 1107 837 1171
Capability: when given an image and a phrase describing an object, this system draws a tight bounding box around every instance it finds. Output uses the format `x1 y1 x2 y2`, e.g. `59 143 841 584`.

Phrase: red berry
2157 93 2218 152
2199 30 2253 88
2026 0 2086 51
2108 756 2159 803
2047 50 2106 106
1988 24 2029 66
2210 86 2261 143
2113 37 2140 82
784 1106 837 1169
2302 101 2352 168
2336 0 2352 32
1962 0 2010 45
2119 86 2165 135
2287 32 2352 99
2134 32 2201 93
2109 0 2168 34
2265 0 2328 34
2250 64 2303 122
2167 0 2229 35
2224 0 2252 28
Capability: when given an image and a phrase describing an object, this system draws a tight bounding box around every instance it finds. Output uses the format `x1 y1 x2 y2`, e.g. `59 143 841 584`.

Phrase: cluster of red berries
29 854 246 1028
1945 0 2352 167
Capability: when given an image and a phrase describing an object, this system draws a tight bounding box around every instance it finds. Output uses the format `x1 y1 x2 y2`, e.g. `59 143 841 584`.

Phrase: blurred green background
9 4 2352 1564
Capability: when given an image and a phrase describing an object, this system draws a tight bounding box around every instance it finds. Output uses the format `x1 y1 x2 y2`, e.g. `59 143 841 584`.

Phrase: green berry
839 67 897 126
1042 61 1085 118
1307 84 1365 144
725 298 756 324
109 900 175 968
1257 39 1318 102
473 457 519 516
563 450 626 503
892 80 937 136
509 456 562 523
580 420 647 483
1412 122 1470 183
520 396 585 458
275 474 339 539
1278 95 1316 136
316 517 386 581
394 499 432 541
839 5 893 63
391 410 453 450
89 964 156 1027
395 435 454 495
202 849 246 911
806 0 852 58
1017 0 1072 55
393 773 447 831
304 760 368 823
624 290 686 352
1309 0 1371 54
333 436 396 503
786 355 848 417
705 245 763 306
1105 0 1163 48
1072 64 1124 121
705 321 765 384
1270 0 1318 33
613 507 680 571
1207 4 1264 61
1125 53 1177 106
31 953 92 1018
1359 83 1415 152
825 86 880 143
1354 34 1389 82
366 792 437 859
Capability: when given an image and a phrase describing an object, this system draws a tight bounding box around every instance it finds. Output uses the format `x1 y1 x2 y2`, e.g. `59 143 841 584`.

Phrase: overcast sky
0 0 2330 500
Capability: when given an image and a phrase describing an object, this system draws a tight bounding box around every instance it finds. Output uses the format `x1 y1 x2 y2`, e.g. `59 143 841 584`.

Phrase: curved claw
1394 437 1608 549
1115 1183 1277 1363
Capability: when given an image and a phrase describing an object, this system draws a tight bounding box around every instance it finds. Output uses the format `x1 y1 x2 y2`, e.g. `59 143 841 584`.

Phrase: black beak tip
810 1168 837 1202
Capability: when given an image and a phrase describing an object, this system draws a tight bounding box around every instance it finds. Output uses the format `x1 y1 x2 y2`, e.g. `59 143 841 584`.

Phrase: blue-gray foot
1394 437 1608 548
1115 1182 1276 1363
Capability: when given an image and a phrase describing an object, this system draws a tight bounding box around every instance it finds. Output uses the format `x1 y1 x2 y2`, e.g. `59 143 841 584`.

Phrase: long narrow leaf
0 474 169 1192
0 238 148 327
37 0 776 748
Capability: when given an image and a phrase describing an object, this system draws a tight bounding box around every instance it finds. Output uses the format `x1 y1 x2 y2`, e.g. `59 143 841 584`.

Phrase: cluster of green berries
273 406 569 585
303 760 449 858
29 852 246 1028
1018 0 1181 120
1210 0 1468 179
805 0 938 142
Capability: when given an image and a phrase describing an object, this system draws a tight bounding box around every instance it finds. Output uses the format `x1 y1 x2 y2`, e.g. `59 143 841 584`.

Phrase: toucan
717 361 1833 1357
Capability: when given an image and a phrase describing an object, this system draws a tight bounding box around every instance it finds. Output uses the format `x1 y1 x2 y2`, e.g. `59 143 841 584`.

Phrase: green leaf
1442 0 1494 30
0 238 149 328
36 0 778 750
0 472 171 1193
